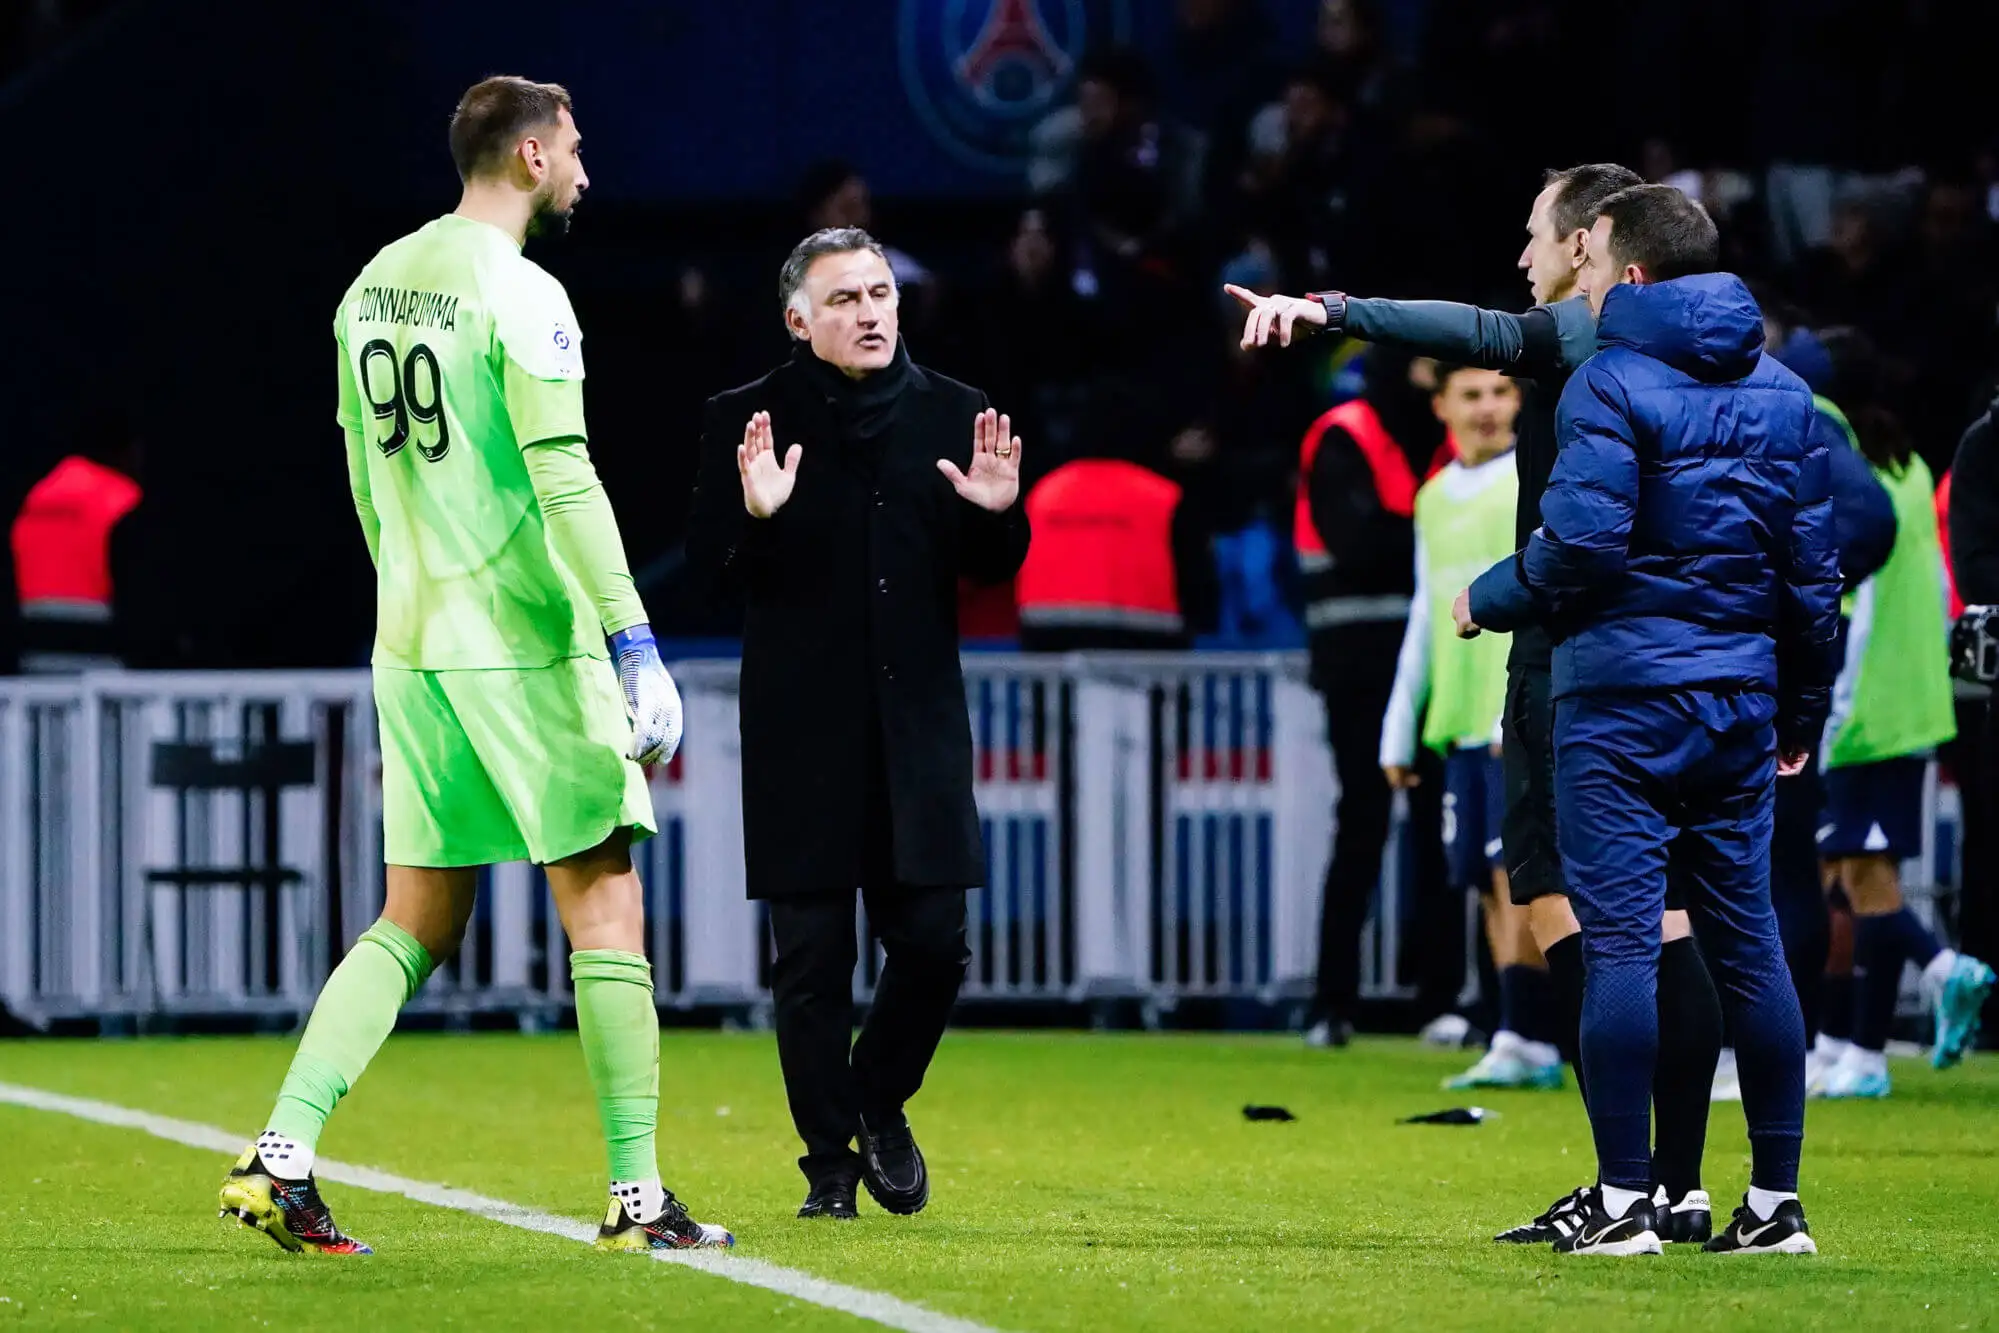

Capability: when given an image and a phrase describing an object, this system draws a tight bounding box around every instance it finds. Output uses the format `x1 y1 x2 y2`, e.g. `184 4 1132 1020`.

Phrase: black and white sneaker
1495 1183 1583 1247
1703 1197 1817 1255
1494 1184 1588 1244
1653 1187 1713 1244
1551 1188 1663 1257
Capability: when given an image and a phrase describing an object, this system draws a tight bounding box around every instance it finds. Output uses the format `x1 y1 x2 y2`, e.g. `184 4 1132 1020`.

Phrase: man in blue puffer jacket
1459 185 1842 1257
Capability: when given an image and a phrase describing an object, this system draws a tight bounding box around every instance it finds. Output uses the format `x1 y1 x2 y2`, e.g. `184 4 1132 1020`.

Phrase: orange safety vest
1015 459 1183 635
1294 399 1453 571
11 455 143 623
1939 469 1963 620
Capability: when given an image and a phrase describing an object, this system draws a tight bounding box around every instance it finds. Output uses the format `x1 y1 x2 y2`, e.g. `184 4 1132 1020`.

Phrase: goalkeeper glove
610 624 683 765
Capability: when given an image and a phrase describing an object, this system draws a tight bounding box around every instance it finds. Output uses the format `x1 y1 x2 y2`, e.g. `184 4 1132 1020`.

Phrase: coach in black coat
685 227 1029 1219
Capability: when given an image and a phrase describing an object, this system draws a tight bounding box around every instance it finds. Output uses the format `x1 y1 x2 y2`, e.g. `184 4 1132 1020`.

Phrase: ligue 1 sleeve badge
898 0 1131 173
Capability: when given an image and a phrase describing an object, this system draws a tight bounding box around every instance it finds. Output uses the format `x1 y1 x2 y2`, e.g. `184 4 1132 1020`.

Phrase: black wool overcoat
686 355 1030 899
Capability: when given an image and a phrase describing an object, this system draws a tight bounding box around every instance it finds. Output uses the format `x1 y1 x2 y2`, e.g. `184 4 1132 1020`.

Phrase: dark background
4 0 1995 668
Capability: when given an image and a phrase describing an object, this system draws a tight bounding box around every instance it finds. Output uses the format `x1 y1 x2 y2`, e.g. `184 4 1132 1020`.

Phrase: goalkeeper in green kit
217 76 733 1255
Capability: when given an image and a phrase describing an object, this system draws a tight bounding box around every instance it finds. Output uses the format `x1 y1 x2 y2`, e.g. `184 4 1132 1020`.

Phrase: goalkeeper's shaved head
448 76 587 237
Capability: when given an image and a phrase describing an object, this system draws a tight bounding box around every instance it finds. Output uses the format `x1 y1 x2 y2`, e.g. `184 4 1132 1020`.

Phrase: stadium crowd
7 0 1998 1064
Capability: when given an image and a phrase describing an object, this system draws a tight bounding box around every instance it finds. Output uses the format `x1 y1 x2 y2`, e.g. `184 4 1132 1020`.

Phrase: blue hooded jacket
1772 328 1897 591
1469 274 1842 752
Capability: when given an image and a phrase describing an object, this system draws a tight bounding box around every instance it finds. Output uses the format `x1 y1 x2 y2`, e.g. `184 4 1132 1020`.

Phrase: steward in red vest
1015 455 1217 652
11 451 142 672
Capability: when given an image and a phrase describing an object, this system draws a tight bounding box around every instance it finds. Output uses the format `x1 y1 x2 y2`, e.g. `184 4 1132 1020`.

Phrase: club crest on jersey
898 0 1131 173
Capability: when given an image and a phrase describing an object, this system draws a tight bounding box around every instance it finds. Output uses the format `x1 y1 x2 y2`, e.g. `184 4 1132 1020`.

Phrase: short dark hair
1541 162 1643 239
1595 183 1720 282
1818 326 1913 473
779 227 891 315
449 76 572 182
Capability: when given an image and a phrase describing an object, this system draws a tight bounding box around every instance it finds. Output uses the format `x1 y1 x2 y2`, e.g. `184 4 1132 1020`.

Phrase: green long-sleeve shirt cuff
344 427 381 567
521 437 648 636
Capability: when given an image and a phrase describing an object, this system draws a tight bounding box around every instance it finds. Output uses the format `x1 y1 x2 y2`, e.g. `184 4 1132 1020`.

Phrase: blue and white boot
1925 951 1995 1069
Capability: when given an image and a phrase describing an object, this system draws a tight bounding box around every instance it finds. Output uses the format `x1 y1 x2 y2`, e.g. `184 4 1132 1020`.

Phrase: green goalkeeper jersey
335 213 606 670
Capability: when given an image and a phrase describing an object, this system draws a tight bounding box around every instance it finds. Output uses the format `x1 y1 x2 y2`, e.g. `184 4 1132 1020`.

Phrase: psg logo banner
899 0 1132 173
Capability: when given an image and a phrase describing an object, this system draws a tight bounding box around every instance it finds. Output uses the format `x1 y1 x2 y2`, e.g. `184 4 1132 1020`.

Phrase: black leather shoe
797 1175 858 1220
857 1111 929 1216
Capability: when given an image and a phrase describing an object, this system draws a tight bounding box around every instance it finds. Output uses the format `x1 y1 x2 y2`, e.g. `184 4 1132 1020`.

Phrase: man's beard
527 187 575 239
527 204 574 239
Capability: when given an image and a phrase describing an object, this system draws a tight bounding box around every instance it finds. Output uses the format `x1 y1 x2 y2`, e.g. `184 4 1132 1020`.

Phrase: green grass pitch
1 1032 1995 1331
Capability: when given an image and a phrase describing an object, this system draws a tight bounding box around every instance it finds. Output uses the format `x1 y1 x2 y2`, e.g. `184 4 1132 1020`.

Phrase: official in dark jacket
1947 392 1999 1046
686 228 1030 1220
1951 394 1999 607
1464 186 1841 1253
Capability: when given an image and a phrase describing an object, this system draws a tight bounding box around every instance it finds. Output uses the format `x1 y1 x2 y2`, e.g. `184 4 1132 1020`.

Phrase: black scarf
792 339 913 443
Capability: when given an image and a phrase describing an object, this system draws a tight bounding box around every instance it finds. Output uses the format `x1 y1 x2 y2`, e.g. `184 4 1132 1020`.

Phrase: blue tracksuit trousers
1555 689 1805 1194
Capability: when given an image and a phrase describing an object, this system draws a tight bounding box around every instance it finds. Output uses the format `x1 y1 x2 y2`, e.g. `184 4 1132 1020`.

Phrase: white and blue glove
610 625 683 765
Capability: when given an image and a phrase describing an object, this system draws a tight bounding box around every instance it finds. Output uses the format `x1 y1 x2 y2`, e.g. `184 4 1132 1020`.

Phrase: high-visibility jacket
11 456 141 670
1294 399 1448 632
1015 458 1183 637
1939 468 1963 620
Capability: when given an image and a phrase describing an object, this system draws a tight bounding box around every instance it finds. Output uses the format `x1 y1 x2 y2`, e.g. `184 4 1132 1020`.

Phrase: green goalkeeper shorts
374 658 657 868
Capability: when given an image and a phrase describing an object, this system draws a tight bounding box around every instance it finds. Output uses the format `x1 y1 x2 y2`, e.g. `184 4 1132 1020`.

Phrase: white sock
1813 1032 1851 1060
255 1131 314 1181
1599 1184 1647 1220
1922 948 1960 994
1746 1186 1797 1221
611 1178 667 1225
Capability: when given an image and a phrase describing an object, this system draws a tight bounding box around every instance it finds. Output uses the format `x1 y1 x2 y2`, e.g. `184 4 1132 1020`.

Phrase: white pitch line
0 1081 1002 1333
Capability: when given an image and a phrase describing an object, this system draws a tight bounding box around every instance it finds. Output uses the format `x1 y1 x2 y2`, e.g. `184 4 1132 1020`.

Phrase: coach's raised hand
738 410 801 518
1225 284 1329 349
937 408 1022 512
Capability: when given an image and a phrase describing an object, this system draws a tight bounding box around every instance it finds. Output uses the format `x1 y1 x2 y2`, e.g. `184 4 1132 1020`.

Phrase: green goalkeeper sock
265 920 434 1152
571 949 660 1184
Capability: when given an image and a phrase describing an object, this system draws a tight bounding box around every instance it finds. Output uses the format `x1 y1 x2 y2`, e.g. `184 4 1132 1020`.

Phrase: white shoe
1805 1036 1851 1097
1303 1019 1352 1048
1443 1033 1565 1090
1418 1012 1473 1048
1710 1048 1742 1102
1820 1045 1891 1100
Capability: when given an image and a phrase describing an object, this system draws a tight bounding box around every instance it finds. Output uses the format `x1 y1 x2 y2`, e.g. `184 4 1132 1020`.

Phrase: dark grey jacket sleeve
1950 403 1999 606
1342 298 1590 380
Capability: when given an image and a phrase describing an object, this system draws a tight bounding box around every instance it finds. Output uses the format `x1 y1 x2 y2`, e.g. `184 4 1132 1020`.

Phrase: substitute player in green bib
1813 389 1995 1098
218 77 732 1255
1379 366 1561 1091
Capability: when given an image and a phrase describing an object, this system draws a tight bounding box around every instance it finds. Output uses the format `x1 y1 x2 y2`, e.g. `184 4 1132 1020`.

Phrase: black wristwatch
1306 290 1348 332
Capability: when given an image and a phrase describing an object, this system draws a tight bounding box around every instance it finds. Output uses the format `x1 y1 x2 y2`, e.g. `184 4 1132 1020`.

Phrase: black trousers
1949 693 1997 1041
769 885 971 1185
1771 761 1830 1042
1312 677 1449 1023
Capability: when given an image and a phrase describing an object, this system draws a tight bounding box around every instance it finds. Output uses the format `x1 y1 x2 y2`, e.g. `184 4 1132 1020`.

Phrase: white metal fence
0 659 1956 1028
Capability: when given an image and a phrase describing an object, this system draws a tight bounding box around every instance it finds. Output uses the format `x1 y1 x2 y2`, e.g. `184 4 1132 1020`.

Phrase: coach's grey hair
778 227 895 328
